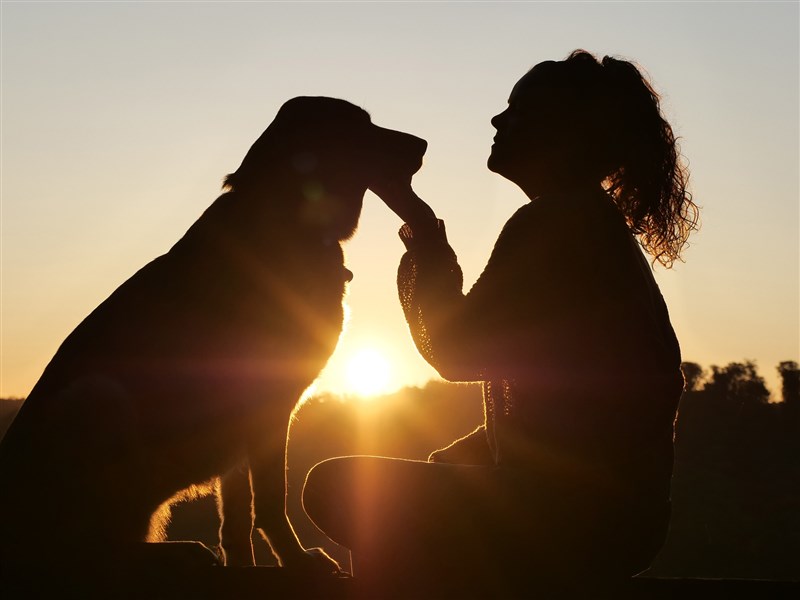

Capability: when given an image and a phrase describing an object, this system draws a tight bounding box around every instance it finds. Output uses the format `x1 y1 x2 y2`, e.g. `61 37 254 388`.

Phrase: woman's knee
303 455 422 548
303 456 363 545
303 458 339 519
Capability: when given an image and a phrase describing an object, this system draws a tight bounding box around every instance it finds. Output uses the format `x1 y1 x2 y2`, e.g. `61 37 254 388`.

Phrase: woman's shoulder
499 190 625 243
500 197 566 236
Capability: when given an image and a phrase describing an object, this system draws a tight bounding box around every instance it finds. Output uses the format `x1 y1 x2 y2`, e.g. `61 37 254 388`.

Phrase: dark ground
2 370 799 597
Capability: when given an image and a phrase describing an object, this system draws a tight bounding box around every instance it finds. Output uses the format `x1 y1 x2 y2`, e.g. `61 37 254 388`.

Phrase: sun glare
346 348 392 398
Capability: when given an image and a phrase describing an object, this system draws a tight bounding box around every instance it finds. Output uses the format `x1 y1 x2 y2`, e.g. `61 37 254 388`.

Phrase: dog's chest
233 241 349 353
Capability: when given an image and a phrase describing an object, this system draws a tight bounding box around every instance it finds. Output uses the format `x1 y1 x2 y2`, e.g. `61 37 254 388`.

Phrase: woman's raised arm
372 183 568 383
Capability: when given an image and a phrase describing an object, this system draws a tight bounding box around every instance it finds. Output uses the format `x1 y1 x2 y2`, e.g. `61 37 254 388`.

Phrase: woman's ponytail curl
575 52 699 267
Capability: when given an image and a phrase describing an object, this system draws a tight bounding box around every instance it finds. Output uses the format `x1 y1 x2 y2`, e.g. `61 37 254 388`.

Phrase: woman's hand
369 178 437 231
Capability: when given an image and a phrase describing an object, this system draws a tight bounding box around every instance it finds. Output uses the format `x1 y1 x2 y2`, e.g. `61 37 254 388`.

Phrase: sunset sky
2 1 798 399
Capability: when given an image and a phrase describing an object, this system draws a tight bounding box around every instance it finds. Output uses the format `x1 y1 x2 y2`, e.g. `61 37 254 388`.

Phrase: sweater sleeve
396 219 475 381
396 206 552 382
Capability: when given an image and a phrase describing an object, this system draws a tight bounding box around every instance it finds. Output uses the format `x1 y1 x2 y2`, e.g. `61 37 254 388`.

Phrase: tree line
648 360 799 579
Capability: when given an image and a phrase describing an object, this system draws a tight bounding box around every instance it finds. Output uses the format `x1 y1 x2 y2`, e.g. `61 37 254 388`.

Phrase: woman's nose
491 110 506 131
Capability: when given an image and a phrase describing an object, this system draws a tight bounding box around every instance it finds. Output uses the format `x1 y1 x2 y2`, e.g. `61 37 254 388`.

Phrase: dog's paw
303 547 343 575
282 547 342 575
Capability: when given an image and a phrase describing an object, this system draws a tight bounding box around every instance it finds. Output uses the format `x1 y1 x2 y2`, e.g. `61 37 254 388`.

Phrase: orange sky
2 2 798 399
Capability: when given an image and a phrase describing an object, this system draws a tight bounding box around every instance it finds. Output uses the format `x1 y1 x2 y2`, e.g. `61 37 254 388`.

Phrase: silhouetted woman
304 50 699 592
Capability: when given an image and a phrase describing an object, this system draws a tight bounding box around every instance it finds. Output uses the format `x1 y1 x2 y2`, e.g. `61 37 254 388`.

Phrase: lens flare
346 348 391 398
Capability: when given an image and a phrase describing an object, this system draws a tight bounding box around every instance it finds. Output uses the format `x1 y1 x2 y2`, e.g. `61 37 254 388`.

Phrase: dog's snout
402 134 427 176
372 125 427 177
397 130 427 156
411 134 428 157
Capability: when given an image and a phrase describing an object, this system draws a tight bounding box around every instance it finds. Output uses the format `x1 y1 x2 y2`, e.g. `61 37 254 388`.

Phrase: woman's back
478 190 683 498
399 187 683 500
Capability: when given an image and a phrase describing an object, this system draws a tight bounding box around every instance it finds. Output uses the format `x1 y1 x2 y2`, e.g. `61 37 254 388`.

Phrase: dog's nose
372 125 427 177
386 128 426 156
412 135 428 156
398 132 427 170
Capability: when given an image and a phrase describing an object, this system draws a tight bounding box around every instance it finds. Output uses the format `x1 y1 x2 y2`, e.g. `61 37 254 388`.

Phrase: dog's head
224 97 427 241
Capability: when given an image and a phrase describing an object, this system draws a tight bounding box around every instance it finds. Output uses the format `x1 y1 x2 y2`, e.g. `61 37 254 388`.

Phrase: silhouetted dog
0 97 426 572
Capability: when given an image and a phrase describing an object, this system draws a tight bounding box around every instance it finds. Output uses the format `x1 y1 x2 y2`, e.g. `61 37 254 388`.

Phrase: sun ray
346 348 392 398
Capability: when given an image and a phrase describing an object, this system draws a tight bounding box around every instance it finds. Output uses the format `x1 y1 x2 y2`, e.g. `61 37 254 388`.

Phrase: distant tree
704 361 770 407
777 361 800 406
680 362 705 392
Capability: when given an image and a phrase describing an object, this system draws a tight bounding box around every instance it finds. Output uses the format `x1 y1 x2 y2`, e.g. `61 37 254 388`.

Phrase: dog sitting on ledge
0 97 426 573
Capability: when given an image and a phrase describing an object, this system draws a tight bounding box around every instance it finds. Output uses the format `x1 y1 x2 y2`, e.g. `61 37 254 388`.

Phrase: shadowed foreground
3 556 799 600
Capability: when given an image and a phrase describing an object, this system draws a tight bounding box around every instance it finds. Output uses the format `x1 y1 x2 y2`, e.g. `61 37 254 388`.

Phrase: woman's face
488 63 572 190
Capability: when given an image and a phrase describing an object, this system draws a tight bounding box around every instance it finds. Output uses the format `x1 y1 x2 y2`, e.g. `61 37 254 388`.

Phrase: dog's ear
222 113 293 192
224 97 372 193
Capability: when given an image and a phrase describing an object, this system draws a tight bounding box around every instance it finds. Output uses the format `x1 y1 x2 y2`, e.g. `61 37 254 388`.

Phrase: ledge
4 564 799 599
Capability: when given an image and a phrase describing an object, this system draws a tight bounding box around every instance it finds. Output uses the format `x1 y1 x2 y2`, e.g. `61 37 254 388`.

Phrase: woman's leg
303 455 662 590
303 456 513 581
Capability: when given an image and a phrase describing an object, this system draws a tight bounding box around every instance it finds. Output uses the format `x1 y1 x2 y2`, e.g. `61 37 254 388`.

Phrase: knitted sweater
397 190 683 509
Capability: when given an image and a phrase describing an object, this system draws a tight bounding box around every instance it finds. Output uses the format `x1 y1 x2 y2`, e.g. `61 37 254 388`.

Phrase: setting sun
346 348 392 398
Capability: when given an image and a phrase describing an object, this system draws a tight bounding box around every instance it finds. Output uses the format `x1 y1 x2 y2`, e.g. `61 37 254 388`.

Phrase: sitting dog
0 97 426 572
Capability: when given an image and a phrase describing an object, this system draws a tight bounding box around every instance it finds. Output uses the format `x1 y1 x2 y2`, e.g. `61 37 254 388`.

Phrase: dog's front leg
217 463 256 566
247 415 340 573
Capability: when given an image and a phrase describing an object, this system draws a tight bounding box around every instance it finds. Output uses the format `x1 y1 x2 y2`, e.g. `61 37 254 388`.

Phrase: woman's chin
487 152 513 177
487 149 503 173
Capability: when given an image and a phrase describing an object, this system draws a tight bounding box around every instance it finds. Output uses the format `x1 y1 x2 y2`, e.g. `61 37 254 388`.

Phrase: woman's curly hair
554 50 699 267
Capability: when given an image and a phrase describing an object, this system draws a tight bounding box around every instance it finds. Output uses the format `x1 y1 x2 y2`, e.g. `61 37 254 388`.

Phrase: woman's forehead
508 61 559 102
